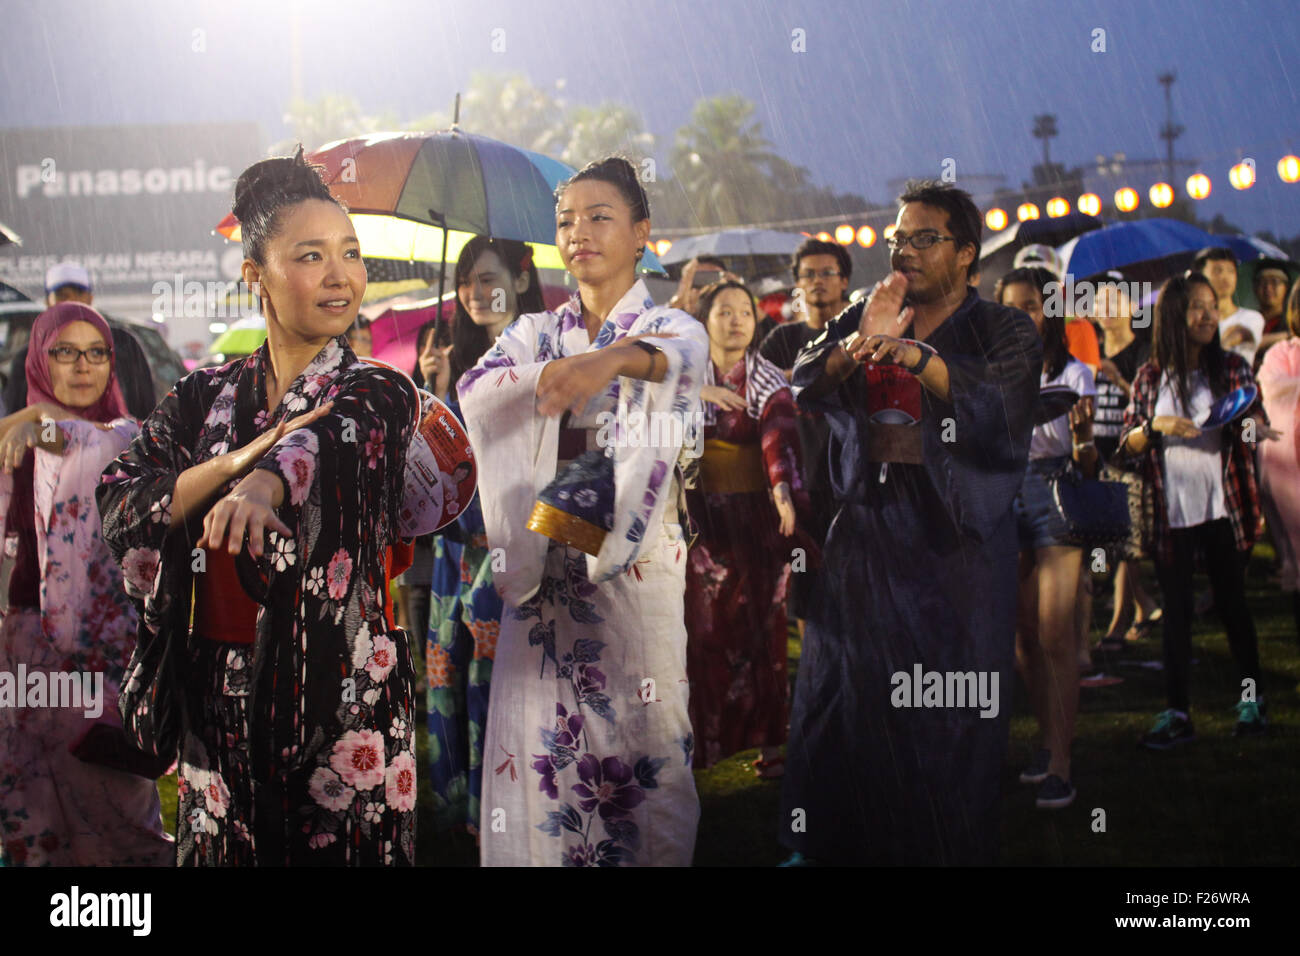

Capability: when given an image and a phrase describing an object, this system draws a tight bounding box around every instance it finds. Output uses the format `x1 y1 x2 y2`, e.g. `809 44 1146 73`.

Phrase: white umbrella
659 228 808 266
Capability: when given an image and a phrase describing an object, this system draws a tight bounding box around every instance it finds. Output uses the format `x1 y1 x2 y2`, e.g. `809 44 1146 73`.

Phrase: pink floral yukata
98 337 418 865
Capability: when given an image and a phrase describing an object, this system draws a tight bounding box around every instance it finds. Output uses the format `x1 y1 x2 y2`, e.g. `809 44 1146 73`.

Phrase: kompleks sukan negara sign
0 123 263 306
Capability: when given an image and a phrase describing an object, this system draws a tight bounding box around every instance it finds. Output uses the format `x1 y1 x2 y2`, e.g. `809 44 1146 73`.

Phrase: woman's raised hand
1069 395 1095 439
0 420 43 472
536 350 623 417
197 469 290 559
1152 415 1201 440
700 385 747 412
536 334 676 417
226 402 334 478
772 481 796 537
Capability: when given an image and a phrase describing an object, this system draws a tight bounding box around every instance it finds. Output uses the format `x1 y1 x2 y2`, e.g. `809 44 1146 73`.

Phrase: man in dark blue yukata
779 180 1041 865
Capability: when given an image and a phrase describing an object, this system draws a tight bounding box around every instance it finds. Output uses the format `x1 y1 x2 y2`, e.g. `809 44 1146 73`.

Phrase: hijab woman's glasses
48 345 112 364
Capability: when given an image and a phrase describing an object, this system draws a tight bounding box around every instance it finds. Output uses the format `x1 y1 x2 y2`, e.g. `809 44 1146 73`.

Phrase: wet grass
155 544 1299 866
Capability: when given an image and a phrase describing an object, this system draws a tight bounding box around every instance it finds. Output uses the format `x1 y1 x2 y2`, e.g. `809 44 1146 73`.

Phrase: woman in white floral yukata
98 149 419 866
459 157 708 866
0 302 174 866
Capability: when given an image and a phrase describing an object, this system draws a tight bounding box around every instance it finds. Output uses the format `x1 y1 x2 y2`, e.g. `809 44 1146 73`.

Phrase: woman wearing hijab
0 302 173 866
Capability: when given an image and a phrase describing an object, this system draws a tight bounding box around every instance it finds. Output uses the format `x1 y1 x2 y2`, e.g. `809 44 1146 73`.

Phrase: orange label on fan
399 390 478 536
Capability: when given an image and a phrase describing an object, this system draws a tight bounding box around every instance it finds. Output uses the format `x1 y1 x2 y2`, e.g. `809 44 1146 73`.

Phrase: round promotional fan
1036 384 1081 425
398 390 478 536
1199 385 1257 430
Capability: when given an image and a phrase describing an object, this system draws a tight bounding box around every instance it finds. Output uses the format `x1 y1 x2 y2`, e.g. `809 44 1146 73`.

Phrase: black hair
693 279 762 354
791 238 851 287
110 326 157 419
695 256 727 271
996 266 1068 379
897 179 982 277
1191 246 1238 274
232 145 342 266
448 236 545 395
1253 258 1292 286
556 156 650 223
348 316 372 332
1153 273 1228 413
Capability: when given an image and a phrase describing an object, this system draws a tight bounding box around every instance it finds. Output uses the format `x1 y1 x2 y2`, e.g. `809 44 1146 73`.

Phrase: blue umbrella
1057 218 1216 280
1218 234 1288 263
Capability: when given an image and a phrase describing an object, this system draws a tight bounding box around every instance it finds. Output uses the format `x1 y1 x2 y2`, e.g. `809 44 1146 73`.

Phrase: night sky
3 0 1298 235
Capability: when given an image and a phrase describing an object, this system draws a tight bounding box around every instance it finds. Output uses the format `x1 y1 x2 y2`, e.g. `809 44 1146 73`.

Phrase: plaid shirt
1120 351 1265 565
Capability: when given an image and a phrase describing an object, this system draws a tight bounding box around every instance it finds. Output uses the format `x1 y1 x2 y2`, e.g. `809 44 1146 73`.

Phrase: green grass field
155 544 1300 866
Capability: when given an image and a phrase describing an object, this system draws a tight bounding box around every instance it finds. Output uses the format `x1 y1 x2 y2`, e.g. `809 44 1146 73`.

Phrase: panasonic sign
15 159 234 199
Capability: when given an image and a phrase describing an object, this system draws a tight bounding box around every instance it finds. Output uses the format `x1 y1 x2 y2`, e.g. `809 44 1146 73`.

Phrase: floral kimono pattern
427 397 503 833
97 337 418 866
0 420 174 866
685 354 805 768
458 280 708 866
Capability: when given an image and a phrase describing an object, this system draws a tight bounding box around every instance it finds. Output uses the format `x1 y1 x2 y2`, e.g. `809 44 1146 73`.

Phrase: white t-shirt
1031 358 1096 460
1220 307 1265 366
1155 370 1226 529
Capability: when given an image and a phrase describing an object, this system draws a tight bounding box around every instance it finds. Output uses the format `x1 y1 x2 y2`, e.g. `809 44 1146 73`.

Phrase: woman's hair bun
556 154 650 223
233 145 341 264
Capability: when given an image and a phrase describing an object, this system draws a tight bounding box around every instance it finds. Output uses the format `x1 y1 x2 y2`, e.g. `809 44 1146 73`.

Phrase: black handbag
1049 464 1131 548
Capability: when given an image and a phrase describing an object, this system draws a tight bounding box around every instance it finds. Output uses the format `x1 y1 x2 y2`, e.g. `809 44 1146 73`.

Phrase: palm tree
275 93 399 155
408 72 564 153
551 103 655 169
670 95 784 226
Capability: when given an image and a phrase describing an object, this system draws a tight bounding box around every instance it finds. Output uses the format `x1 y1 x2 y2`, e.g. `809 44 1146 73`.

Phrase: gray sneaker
1019 748 1051 784
1035 774 1076 809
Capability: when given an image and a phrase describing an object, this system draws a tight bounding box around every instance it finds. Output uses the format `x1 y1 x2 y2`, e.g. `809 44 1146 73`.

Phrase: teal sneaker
1140 709 1196 750
1233 700 1268 737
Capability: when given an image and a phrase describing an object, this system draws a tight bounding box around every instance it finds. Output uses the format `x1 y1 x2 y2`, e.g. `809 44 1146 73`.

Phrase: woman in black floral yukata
98 148 419 866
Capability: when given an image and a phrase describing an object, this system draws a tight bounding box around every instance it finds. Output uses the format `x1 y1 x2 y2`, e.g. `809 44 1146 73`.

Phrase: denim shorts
1015 456 1073 550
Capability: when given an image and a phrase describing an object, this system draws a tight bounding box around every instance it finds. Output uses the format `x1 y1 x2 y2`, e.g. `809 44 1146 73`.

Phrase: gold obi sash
700 439 767 494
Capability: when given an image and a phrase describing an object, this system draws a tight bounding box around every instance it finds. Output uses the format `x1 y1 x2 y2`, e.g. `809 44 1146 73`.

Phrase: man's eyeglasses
887 231 956 252
48 345 112 364
796 269 843 281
